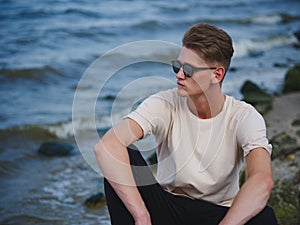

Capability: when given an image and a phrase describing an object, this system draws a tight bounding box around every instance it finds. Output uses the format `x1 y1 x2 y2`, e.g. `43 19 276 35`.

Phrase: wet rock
296 130 300 138
294 30 300 42
38 142 76 156
84 192 106 208
103 94 115 100
293 169 300 184
292 119 300 126
239 169 247 187
97 127 110 137
248 50 264 58
229 67 237 72
147 152 157 165
281 13 300 23
282 64 300 93
273 62 288 68
268 179 300 225
270 132 299 159
240 80 273 114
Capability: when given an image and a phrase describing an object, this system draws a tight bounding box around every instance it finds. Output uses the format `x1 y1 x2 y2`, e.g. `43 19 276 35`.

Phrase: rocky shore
242 64 300 225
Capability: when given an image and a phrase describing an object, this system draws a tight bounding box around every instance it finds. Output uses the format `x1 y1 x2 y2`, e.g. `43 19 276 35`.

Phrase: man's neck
187 91 225 119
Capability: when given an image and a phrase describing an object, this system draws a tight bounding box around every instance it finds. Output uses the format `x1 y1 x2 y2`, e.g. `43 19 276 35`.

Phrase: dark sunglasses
172 60 216 78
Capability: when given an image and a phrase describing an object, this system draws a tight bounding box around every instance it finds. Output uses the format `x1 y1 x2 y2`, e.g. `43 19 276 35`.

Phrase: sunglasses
172 60 216 78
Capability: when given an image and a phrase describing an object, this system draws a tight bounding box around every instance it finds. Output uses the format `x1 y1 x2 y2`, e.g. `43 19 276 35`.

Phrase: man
94 23 278 225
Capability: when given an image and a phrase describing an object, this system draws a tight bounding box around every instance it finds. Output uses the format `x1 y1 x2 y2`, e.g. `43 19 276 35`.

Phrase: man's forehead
178 46 207 65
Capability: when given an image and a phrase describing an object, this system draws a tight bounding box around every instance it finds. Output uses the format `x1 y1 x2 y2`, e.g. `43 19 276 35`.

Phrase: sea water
0 0 300 224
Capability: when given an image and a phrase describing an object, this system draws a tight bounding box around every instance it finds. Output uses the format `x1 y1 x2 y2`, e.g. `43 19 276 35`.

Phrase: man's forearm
219 172 273 225
93 130 150 223
108 179 151 223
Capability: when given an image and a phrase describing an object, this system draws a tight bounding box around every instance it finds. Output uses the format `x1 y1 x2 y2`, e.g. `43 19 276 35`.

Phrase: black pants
104 146 278 225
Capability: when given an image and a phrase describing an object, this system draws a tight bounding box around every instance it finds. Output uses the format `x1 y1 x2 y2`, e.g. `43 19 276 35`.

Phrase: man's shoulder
155 88 178 98
225 95 258 118
226 95 255 111
151 88 183 105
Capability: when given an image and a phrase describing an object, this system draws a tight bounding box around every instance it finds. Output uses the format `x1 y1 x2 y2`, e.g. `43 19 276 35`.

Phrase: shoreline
262 91 300 224
264 92 300 180
264 92 300 143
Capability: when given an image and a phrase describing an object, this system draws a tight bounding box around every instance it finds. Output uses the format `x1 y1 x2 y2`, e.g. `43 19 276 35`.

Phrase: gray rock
240 80 273 114
38 142 76 156
270 132 299 159
84 192 106 208
282 64 300 93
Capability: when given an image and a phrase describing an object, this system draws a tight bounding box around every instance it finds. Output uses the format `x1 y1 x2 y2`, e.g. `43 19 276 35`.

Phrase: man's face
175 47 216 98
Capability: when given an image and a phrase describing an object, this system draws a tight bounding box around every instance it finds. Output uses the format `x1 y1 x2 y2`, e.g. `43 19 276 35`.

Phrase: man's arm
219 147 274 225
93 118 152 225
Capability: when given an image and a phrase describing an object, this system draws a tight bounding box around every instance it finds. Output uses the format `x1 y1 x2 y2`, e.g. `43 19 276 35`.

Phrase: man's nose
175 67 186 79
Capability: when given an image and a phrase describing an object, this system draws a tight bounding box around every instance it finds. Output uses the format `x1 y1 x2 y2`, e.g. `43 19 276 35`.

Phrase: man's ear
212 67 225 84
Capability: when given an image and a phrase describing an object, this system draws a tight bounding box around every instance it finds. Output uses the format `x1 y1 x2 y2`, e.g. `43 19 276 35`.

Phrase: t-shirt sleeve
126 91 174 139
236 107 272 157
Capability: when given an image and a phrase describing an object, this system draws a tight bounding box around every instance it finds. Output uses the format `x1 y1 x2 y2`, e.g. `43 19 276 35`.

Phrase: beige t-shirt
127 88 272 206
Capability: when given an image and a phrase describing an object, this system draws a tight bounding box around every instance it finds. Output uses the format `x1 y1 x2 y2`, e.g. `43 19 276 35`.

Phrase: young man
94 23 278 225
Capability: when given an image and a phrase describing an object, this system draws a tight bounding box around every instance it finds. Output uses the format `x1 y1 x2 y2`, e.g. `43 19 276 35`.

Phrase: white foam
246 14 282 24
234 34 297 58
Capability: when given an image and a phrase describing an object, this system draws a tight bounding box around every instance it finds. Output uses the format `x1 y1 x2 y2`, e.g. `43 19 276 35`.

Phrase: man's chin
177 88 189 97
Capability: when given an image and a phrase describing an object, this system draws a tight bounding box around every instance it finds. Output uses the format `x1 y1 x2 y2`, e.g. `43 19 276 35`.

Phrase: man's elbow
93 139 110 160
94 129 114 157
253 174 274 211
93 141 102 157
265 175 274 194
250 173 274 201
257 173 274 202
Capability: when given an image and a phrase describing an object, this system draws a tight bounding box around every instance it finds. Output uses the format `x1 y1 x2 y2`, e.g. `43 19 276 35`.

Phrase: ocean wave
63 8 101 19
0 125 58 142
234 34 298 58
39 117 113 139
0 97 153 142
101 40 180 63
77 12 300 34
0 66 63 82
0 214 63 225
240 14 282 25
16 8 55 19
153 2 188 12
190 12 300 26
4 4 100 20
240 13 300 25
0 125 60 175
0 160 20 177
132 20 169 29
0 66 63 80
85 32 297 61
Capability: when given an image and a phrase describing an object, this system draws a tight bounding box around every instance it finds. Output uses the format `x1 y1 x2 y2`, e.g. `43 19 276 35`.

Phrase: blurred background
1 0 300 224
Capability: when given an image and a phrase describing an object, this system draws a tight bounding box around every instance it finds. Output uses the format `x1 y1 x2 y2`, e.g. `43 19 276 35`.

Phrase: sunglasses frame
172 60 216 78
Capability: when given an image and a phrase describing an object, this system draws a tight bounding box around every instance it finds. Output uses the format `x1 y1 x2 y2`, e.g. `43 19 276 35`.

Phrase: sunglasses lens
172 61 181 74
183 64 193 78
172 61 194 78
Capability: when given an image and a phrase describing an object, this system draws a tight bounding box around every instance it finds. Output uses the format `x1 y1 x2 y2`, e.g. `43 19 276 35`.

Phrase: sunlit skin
176 46 226 119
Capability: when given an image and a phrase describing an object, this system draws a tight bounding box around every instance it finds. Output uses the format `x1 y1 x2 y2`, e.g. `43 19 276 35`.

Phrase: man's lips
177 81 185 88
